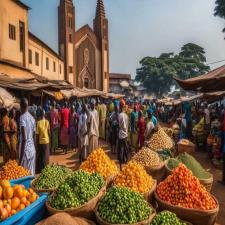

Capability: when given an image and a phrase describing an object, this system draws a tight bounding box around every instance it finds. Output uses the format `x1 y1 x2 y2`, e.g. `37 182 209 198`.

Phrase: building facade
0 0 109 92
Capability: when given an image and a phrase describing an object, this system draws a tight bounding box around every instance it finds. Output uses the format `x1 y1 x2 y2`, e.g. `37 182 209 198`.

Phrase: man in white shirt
87 99 99 153
118 100 129 168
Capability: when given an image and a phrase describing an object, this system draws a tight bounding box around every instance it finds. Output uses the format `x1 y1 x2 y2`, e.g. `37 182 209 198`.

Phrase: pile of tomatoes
157 164 217 210
0 180 38 221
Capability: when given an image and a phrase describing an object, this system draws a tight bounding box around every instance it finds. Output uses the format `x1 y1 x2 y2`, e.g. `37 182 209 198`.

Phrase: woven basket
46 184 106 220
145 162 166 183
154 192 219 225
177 141 195 155
94 201 156 225
31 177 55 193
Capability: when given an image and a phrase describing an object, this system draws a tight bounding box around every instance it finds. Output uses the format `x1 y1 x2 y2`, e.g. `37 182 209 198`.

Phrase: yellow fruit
0 180 11 190
11 197 20 210
3 187 14 199
0 186 2 199
13 186 24 199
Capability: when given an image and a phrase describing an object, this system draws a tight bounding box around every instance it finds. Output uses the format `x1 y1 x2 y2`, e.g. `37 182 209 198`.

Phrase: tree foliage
214 0 225 37
135 43 210 97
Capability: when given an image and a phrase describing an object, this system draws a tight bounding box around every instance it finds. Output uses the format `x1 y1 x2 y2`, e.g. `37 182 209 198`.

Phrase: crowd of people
0 96 225 183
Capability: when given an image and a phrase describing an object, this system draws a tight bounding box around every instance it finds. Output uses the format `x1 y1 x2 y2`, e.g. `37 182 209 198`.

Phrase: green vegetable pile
98 187 151 224
34 164 72 189
50 170 104 210
151 211 187 225
158 148 173 161
167 153 211 179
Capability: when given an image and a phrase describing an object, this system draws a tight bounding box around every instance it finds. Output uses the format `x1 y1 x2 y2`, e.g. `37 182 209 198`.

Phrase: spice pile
0 160 30 180
132 148 163 167
157 164 217 210
50 170 104 210
98 187 151 224
146 127 173 151
167 153 211 180
33 165 72 190
151 211 186 225
0 180 38 221
114 161 154 193
80 148 118 180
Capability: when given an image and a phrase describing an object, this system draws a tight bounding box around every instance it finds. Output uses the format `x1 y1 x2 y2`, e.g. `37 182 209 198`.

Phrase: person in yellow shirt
36 109 50 173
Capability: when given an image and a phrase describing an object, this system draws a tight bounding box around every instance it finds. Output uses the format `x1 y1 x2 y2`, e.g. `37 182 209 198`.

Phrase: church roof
95 0 105 18
75 24 100 48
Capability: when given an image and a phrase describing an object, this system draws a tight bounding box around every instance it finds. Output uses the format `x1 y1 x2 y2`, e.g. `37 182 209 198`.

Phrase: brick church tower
94 0 109 92
58 0 76 84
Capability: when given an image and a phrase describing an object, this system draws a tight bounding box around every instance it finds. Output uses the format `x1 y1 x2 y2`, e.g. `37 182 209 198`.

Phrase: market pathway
49 140 224 225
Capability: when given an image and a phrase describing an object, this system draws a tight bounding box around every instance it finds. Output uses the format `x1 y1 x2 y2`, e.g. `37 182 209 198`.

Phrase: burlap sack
145 161 166 183
46 184 106 220
94 202 156 225
155 192 219 225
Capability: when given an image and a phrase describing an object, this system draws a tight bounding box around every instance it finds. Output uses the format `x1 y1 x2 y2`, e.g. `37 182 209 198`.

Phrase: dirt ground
49 140 225 225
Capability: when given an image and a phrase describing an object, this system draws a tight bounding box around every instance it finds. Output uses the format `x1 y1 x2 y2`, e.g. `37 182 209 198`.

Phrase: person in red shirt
137 111 146 150
60 102 70 153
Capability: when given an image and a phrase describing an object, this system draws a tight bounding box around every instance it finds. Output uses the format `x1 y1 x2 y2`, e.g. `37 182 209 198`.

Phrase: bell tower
94 0 109 92
58 0 76 84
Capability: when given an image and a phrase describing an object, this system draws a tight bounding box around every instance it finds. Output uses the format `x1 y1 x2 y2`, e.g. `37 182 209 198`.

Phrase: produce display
33 165 72 190
0 180 38 221
49 170 104 210
157 164 217 210
114 161 154 193
0 160 30 180
97 187 152 224
37 213 93 225
167 153 211 180
151 211 187 225
80 148 119 180
132 148 163 167
146 126 173 151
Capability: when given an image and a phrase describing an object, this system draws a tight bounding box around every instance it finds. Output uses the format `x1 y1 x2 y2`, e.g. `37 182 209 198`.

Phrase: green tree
135 43 209 97
214 0 225 38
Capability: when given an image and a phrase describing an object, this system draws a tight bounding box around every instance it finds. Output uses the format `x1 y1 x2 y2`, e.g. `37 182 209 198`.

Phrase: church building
0 0 109 92
58 0 109 92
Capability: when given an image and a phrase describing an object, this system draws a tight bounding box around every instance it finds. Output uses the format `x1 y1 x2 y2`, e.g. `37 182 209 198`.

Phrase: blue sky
22 0 225 77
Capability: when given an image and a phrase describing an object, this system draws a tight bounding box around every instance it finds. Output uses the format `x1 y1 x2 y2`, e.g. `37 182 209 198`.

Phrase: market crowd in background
0 97 225 183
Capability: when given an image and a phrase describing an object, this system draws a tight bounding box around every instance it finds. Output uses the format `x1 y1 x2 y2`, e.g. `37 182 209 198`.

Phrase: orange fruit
25 201 30 207
11 209 17 216
0 180 11 190
17 204 25 211
20 197 26 205
0 207 8 220
28 193 37 203
11 197 20 210
0 200 3 208
28 188 34 194
0 186 3 199
23 190 29 198
13 187 24 199
3 187 14 199
5 204 11 213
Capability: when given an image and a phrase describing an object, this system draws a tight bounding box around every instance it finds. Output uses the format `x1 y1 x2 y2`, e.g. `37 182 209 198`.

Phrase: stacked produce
49 170 104 210
97 187 152 224
114 161 154 193
132 148 162 167
33 165 72 190
0 180 38 221
167 153 211 180
0 160 30 180
80 148 118 180
158 149 173 161
157 164 217 210
146 126 173 151
151 211 187 225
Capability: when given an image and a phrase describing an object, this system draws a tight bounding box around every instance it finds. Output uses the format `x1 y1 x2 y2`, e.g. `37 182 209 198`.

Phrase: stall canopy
174 64 225 92
0 87 18 109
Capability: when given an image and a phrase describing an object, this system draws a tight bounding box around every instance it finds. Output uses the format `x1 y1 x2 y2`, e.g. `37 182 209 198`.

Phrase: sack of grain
155 192 219 225
46 185 106 220
36 213 96 225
